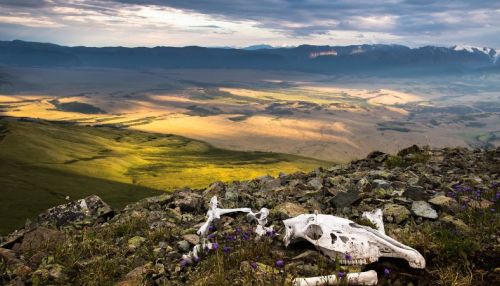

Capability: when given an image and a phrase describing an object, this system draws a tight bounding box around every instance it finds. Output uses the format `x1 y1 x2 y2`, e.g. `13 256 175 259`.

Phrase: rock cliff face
1 146 499 285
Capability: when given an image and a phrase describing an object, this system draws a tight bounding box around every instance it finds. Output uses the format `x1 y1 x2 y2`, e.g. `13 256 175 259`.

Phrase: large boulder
36 195 113 228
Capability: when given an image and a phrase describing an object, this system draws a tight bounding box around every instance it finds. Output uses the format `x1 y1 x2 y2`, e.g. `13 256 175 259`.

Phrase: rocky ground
0 145 499 286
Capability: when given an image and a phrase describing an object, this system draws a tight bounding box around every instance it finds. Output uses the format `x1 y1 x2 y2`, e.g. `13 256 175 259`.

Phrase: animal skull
283 213 425 268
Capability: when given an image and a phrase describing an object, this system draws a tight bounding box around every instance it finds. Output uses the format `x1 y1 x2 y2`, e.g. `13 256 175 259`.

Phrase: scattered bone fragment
197 196 251 237
292 270 378 286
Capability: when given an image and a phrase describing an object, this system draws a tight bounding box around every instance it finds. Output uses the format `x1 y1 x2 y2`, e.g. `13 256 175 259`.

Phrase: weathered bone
182 242 217 264
292 270 378 286
197 196 252 237
283 213 425 268
361 209 385 234
247 208 273 236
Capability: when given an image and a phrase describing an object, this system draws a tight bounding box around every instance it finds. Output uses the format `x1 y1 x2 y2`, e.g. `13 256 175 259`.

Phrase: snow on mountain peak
452 45 498 62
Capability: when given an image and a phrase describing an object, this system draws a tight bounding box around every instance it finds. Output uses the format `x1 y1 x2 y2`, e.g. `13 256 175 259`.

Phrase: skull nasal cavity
305 224 323 240
330 233 337 244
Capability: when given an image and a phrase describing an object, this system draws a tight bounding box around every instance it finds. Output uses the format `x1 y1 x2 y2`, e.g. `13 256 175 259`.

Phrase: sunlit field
0 117 326 234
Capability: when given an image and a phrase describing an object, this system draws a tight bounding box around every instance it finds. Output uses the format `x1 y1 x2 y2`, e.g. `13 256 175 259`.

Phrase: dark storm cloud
0 0 48 8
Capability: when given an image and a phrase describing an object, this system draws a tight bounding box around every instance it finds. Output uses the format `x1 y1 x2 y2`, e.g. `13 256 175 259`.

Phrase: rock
0 247 20 265
128 236 146 250
468 199 494 209
292 250 320 264
174 192 202 212
18 227 63 254
383 204 410 224
117 263 154 286
428 195 456 208
36 195 113 228
411 201 438 219
260 177 281 192
203 181 225 199
126 194 172 211
356 177 372 192
330 189 360 208
404 185 429 201
373 179 391 189
181 234 200 245
177 240 191 252
224 189 239 202
397 145 422 157
272 202 308 219
47 264 65 281
307 177 323 190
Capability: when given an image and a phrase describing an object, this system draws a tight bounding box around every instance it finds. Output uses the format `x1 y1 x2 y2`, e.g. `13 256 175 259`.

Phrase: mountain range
0 40 499 75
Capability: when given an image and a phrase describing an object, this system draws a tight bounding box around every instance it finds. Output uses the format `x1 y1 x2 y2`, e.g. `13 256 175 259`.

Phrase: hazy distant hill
0 40 498 75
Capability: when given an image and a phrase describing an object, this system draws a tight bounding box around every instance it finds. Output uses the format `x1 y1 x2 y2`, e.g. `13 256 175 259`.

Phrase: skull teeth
338 258 367 265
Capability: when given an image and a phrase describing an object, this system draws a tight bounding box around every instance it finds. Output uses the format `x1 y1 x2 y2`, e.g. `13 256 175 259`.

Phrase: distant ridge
0 40 498 75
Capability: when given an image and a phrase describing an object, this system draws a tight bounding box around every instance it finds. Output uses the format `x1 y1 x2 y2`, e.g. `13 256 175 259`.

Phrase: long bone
197 196 252 237
292 270 378 286
283 213 425 268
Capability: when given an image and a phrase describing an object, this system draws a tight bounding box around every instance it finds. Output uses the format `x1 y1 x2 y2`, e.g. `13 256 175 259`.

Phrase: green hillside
0 117 328 234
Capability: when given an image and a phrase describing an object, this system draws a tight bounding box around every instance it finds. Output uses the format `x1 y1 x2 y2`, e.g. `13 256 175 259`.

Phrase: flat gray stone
411 201 438 219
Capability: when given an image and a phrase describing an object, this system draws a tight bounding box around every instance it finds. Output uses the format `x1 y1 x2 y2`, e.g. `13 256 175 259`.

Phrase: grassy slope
0 117 328 234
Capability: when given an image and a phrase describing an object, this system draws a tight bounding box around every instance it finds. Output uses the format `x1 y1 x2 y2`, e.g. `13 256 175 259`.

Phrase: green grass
0 117 328 235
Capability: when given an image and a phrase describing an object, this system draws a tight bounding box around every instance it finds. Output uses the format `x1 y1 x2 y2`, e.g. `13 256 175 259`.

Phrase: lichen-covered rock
428 195 456 209
272 202 308 219
383 204 411 224
128 236 146 250
36 195 112 228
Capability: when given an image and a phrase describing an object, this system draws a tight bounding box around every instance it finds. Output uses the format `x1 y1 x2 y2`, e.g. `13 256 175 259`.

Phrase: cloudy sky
0 0 499 48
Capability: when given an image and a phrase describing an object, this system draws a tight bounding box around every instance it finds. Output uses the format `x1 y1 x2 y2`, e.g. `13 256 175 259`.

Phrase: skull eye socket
305 224 323 240
330 233 337 244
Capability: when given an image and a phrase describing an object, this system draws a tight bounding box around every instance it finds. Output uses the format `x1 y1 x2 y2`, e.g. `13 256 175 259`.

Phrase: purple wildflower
212 242 219 251
476 190 481 198
242 232 250 240
194 256 200 263
207 233 216 239
265 230 275 237
275 259 285 268
180 259 189 267
496 192 500 200
384 268 390 276
338 271 345 278
208 225 216 232
251 261 258 270
223 246 231 254
235 227 242 234
203 245 210 252
345 253 352 260
491 208 496 212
